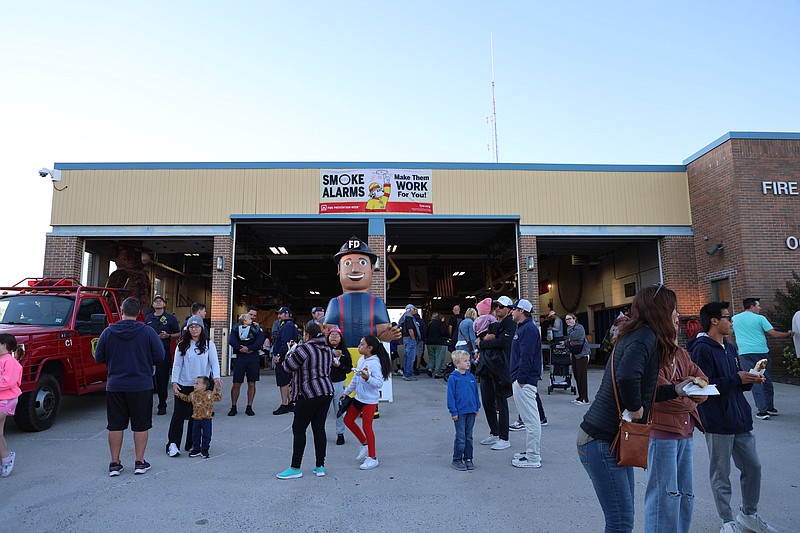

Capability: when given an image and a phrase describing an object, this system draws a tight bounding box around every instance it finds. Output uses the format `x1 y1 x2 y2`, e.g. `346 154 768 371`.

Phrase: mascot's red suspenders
337 294 377 337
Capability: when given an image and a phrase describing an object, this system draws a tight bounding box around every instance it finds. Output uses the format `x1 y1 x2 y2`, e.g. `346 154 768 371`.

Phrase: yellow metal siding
51 168 691 227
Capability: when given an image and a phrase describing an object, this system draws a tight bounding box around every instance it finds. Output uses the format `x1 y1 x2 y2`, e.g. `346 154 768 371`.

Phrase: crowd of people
2 282 794 533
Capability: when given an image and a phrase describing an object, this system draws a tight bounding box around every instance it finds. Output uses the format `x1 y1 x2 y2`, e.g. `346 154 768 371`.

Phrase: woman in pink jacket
0 333 23 477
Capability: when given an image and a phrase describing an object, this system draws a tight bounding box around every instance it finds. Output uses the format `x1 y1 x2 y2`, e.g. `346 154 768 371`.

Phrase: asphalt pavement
4 367 799 532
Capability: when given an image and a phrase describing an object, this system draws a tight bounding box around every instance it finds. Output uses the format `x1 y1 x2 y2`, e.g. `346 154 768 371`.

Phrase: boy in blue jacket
447 350 480 471
689 301 777 533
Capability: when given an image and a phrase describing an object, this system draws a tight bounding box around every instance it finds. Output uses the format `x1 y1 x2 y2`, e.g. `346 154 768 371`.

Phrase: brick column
368 234 386 299
43 235 84 281
211 235 233 374
518 235 539 317
659 235 701 317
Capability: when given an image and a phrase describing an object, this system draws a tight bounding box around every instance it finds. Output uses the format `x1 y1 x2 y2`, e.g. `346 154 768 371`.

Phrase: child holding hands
175 376 222 458
447 350 481 471
0 334 23 477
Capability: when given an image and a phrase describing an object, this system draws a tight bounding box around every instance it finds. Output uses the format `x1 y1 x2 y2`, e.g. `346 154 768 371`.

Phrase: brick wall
43 235 84 281
687 138 800 377
210 235 233 373
368 234 386 299
660 235 701 316
518 235 539 317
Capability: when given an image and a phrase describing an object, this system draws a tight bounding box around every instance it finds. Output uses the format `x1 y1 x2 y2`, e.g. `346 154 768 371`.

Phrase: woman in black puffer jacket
576 284 692 533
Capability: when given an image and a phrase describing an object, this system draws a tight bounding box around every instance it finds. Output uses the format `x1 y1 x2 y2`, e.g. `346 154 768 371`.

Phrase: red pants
344 402 377 458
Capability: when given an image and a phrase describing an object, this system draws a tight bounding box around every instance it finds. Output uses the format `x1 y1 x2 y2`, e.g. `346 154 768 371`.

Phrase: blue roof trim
520 225 693 237
683 131 800 165
53 161 685 172
49 225 232 237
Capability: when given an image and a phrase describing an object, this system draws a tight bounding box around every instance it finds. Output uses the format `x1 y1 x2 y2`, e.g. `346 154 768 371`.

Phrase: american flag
435 266 454 297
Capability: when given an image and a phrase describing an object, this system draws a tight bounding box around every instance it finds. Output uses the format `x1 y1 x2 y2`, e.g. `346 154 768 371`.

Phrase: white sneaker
720 521 743 533
735 510 778 533
480 435 499 445
356 445 369 461
490 439 511 450
512 455 541 468
359 457 379 470
167 443 180 457
513 451 527 460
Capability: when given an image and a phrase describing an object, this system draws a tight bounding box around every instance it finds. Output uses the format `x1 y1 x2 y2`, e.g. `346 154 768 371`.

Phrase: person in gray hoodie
94 297 165 477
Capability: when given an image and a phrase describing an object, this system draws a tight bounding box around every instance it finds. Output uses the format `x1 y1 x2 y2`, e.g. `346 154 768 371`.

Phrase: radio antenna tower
489 33 499 163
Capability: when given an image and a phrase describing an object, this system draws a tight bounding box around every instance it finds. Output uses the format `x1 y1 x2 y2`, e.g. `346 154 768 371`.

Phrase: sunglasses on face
718 315 732 321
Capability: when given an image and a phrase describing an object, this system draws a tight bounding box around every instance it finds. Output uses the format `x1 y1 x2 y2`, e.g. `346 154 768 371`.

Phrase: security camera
38 168 62 182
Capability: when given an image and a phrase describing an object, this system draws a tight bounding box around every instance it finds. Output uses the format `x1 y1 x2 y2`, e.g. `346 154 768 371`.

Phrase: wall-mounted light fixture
216 256 225 271
706 243 725 256
526 256 535 271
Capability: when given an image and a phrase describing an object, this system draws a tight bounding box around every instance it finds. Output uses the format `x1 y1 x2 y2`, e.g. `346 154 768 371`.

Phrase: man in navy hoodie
95 297 165 477
689 301 777 533
508 298 542 469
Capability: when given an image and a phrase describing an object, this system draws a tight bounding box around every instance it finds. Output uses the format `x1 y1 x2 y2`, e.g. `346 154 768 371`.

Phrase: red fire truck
0 277 132 431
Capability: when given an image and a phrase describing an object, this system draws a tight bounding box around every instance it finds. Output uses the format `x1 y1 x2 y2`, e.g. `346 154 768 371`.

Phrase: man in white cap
476 295 515 450
547 310 564 343
509 298 543 468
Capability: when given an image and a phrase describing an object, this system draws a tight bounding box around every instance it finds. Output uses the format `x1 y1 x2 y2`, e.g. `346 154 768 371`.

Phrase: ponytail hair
362 335 391 380
0 333 22 360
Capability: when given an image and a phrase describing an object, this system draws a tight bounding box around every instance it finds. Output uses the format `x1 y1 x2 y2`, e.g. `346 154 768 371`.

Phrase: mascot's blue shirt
325 292 390 347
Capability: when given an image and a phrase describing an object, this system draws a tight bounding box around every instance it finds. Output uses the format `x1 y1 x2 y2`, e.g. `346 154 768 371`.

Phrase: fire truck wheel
14 373 62 432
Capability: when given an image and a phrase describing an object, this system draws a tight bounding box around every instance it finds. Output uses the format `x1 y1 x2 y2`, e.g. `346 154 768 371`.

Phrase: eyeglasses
565 317 575 321
719 315 732 321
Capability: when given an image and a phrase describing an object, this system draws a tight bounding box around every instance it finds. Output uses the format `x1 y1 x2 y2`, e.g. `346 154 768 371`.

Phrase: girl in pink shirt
0 333 23 477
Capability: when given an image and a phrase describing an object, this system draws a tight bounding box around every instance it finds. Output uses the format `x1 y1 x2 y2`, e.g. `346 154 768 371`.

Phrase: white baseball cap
493 296 514 307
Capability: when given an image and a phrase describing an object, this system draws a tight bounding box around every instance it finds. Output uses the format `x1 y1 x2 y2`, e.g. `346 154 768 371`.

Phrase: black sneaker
336 434 345 445
541 419 548 426
109 462 123 477
228 406 237 416
288 402 295 412
188 449 202 457
245 405 255 416
273 404 290 415
766 408 778 416
201 450 210 458
157 406 167 416
373 411 380 419
134 460 151 474
755 412 770 420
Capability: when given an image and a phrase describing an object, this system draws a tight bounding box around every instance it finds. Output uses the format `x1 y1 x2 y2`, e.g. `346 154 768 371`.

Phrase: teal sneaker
276 467 302 480
313 466 325 477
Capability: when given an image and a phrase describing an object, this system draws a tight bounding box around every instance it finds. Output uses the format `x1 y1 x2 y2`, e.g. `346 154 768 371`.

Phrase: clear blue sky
1 1 798 283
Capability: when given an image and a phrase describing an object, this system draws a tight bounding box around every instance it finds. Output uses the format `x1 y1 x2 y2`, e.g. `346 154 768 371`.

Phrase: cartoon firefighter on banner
365 171 391 212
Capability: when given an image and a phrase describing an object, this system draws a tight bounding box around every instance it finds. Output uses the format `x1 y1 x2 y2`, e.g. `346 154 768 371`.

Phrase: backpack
447 318 462 353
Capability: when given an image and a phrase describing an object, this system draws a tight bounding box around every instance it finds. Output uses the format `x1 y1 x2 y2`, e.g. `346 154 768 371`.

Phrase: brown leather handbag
608 346 654 469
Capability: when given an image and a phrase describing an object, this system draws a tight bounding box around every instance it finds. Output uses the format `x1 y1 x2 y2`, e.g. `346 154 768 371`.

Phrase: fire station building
42 132 800 374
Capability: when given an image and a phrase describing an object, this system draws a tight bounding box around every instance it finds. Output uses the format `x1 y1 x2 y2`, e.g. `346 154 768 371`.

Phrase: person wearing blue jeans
400 304 419 381
643 345 707 533
577 438 635 531
737 352 773 417
731 297 793 419
447 350 480 470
